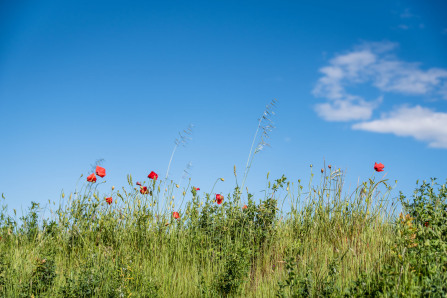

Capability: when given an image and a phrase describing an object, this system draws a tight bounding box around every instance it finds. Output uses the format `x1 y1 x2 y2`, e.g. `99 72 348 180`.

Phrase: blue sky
1 0 447 216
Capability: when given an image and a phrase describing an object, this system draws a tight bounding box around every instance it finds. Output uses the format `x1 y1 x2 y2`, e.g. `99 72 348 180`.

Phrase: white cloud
312 41 447 122
313 41 447 149
316 97 380 122
372 61 447 95
352 106 447 148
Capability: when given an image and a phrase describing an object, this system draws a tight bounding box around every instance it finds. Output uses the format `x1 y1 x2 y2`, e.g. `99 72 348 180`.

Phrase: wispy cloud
313 41 447 148
395 9 422 31
353 106 447 149
400 8 416 19
313 41 447 121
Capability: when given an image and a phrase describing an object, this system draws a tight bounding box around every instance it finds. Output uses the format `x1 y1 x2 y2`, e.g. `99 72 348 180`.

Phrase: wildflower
87 173 97 183
193 187 200 191
216 194 224 205
140 186 149 195
96 166 106 178
243 205 248 210
173 212 180 219
374 162 385 172
424 221 429 227
220 178 224 181
136 182 142 186
148 171 158 180
105 197 112 205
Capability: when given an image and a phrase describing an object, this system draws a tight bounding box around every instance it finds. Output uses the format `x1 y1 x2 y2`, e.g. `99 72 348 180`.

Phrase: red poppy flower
96 166 106 178
87 173 97 183
193 187 200 191
242 205 248 210
105 197 112 205
424 221 429 227
136 182 142 186
140 186 149 194
216 194 224 205
374 162 385 172
148 171 158 180
173 212 180 219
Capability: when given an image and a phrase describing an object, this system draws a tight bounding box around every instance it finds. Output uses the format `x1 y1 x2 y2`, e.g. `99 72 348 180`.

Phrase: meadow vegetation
1 165 446 297
1 101 446 297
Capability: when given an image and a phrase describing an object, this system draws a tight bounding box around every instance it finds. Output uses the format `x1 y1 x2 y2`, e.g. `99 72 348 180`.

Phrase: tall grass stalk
240 99 277 202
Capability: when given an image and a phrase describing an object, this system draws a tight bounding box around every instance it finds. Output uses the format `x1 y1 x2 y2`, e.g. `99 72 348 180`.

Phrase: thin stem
241 116 263 191
165 144 178 180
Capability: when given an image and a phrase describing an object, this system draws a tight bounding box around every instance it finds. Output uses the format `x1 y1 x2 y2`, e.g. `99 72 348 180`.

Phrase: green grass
1 100 447 297
2 166 445 297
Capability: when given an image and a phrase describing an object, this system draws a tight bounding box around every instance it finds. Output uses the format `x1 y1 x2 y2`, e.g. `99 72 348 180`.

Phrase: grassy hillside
1 166 446 297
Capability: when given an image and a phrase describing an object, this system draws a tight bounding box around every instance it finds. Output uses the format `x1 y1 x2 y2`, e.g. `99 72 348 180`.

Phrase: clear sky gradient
1 0 447 215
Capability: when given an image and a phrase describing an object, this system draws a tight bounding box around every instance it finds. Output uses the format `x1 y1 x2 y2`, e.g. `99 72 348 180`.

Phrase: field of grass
1 102 447 297
1 165 446 297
